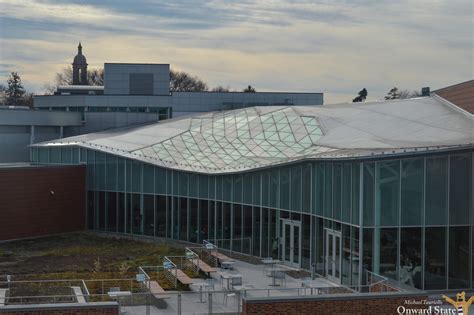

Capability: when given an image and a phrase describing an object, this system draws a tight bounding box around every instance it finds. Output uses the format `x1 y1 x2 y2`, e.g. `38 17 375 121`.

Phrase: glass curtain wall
32 146 473 290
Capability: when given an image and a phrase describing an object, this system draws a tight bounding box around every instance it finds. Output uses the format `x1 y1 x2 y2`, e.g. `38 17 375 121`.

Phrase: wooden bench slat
149 281 170 299
174 268 194 285
71 286 86 304
191 259 216 273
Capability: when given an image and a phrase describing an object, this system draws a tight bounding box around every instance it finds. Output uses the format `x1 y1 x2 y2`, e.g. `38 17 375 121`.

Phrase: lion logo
442 292 474 315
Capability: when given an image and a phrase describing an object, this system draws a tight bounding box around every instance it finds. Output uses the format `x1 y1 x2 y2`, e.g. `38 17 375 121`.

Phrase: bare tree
170 69 208 92
386 87 423 100
211 86 230 92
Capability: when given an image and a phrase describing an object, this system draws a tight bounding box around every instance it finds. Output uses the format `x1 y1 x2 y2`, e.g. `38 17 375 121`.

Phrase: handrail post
208 292 212 314
177 292 182 315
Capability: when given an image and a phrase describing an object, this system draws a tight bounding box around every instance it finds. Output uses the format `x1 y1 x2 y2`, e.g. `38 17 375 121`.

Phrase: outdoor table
220 273 242 290
268 267 286 286
221 260 236 270
261 258 282 275
193 282 212 303
108 291 132 311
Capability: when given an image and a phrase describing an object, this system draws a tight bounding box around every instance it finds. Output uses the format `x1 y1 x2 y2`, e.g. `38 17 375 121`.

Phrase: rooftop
33 95 474 174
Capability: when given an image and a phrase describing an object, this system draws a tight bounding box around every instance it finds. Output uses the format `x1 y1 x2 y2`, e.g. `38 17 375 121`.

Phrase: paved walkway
123 259 336 314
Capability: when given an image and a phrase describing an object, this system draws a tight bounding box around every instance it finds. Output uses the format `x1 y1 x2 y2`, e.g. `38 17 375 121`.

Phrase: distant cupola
72 42 88 85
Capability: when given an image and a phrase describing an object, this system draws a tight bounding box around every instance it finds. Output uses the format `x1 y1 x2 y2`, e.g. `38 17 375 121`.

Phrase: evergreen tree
6 72 26 105
243 85 256 93
352 88 367 102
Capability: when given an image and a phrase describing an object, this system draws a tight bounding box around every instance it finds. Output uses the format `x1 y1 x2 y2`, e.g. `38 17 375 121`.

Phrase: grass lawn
0 232 192 293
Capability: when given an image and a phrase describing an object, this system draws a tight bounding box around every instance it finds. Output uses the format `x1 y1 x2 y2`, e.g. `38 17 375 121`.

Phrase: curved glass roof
138 107 335 171
34 96 474 174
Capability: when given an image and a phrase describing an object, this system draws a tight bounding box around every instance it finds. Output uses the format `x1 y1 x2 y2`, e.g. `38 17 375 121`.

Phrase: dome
73 53 87 65
72 42 87 65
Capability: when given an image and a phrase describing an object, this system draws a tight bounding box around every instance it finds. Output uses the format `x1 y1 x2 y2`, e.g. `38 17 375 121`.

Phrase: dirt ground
0 232 184 280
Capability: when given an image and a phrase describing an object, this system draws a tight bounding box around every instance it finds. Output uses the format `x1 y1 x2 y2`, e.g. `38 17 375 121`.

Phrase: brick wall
434 80 474 114
0 302 118 315
0 165 86 241
243 293 429 315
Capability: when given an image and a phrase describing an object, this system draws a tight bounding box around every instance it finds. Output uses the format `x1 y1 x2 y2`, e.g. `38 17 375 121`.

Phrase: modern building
0 106 81 162
34 44 323 135
30 94 474 292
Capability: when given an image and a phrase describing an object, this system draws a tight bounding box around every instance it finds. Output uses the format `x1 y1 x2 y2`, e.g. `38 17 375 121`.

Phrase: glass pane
280 168 290 209
363 163 375 226
448 226 469 289
424 227 446 290
449 154 471 225
335 235 340 278
233 175 242 204
143 194 154 236
400 228 422 289
324 163 333 218
333 164 342 220
154 167 166 195
302 164 311 213
316 163 324 216
143 163 154 194
106 155 117 191
327 234 333 276
189 174 198 198
401 159 423 225
252 173 261 205
270 169 279 208
291 165 302 211
377 161 400 227
379 228 398 279
131 161 142 193
253 207 261 257
342 164 351 223
106 192 117 232
155 195 166 237
425 157 447 225
293 225 300 264
352 164 360 225
189 199 198 243
95 152 105 191
284 224 291 261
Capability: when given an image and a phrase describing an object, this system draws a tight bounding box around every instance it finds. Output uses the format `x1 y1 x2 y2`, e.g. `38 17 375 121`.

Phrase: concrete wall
0 164 86 241
104 63 170 95
0 109 82 162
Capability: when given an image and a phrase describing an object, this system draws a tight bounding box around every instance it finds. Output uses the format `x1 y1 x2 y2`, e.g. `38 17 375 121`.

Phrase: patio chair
206 278 215 291
223 292 237 306
231 276 242 289
273 271 286 286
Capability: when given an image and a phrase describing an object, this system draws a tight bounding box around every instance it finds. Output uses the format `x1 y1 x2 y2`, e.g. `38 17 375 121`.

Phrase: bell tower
72 42 88 85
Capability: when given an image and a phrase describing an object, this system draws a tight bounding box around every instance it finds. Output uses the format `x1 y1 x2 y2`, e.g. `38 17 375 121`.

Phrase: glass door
281 220 301 268
326 229 342 283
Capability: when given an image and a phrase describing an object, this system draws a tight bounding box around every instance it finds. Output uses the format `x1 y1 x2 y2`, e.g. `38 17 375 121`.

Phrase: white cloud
0 0 471 103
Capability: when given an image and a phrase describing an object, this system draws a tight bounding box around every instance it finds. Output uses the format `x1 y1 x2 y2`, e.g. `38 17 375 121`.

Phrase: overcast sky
0 0 472 103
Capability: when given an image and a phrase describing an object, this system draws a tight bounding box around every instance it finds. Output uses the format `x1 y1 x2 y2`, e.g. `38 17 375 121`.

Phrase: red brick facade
434 80 474 114
0 302 119 315
0 165 86 241
243 293 429 315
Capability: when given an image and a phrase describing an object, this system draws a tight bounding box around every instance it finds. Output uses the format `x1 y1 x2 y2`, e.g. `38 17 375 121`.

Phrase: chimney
421 87 430 97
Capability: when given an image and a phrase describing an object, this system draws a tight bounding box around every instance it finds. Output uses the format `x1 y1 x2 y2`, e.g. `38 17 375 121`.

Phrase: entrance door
282 220 301 268
326 230 342 283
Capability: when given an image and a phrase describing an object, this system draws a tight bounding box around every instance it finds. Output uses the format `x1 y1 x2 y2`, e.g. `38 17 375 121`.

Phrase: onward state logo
442 292 474 315
397 292 474 315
